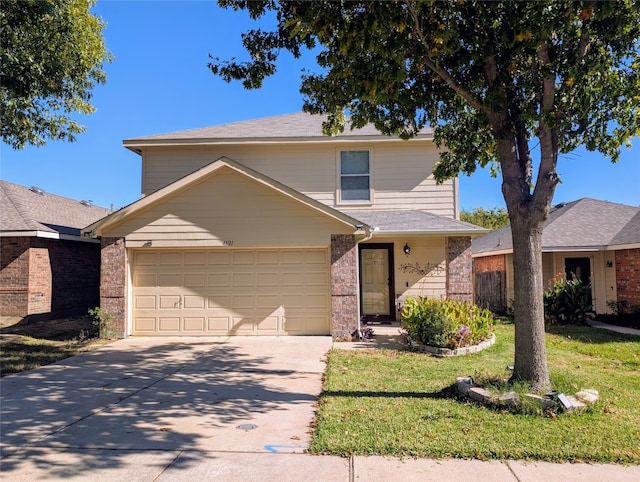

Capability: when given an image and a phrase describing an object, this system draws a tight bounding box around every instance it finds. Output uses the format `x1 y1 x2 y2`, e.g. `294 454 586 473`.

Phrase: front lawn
310 323 640 463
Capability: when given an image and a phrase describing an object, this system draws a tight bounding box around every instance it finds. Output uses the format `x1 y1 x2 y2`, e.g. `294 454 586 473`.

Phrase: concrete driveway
1 336 350 481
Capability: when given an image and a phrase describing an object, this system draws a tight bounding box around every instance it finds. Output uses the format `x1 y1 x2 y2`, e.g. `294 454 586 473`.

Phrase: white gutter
0 230 101 243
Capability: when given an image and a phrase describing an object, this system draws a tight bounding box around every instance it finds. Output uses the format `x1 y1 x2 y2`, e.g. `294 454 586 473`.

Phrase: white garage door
132 249 330 336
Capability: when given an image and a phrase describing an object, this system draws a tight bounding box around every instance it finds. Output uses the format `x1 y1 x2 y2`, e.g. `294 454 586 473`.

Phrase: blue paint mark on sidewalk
264 444 307 453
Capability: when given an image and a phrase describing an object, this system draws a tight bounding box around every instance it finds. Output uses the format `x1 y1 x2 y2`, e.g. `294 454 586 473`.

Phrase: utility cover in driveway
132 248 330 336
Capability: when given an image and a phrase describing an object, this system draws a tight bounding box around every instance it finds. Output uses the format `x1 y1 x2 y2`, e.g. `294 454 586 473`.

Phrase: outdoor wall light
606 260 613 268
403 243 411 256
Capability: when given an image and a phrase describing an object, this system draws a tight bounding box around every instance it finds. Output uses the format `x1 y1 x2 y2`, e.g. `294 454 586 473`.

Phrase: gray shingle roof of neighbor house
472 198 640 255
123 112 434 149
0 180 112 238
610 210 640 246
341 209 489 236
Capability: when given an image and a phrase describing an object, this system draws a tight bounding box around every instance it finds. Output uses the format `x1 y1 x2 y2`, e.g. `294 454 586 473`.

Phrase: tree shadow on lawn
320 384 458 401
0 340 319 478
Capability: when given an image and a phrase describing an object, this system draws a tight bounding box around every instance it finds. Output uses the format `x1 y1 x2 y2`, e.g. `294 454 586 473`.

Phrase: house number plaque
223 240 234 246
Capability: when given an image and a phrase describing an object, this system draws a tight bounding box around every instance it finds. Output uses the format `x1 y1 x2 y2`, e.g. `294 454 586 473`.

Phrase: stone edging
456 376 599 413
406 333 495 357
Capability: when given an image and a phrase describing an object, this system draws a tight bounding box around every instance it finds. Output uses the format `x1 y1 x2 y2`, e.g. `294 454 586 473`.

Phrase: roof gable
123 112 433 149
0 180 111 238
84 157 367 237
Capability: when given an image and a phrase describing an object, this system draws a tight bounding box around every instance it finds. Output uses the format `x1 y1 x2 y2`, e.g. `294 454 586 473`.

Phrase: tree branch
404 0 485 113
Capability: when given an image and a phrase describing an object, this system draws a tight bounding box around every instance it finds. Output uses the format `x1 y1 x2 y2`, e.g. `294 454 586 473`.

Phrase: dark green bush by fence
543 273 592 325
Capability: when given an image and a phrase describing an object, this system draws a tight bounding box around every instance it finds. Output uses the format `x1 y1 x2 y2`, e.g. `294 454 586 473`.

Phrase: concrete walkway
1 331 639 481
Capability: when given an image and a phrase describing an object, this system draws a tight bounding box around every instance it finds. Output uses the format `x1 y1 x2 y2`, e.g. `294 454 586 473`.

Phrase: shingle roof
123 112 433 146
472 198 640 254
340 209 489 235
0 180 111 238
610 210 640 246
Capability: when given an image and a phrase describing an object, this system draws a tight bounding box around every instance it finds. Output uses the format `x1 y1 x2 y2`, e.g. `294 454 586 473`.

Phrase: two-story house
84 113 487 338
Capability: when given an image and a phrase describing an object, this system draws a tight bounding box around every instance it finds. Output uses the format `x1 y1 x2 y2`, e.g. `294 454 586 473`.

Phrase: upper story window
339 150 371 203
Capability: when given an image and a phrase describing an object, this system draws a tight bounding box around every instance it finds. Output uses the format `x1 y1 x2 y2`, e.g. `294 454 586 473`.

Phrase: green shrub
88 307 115 339
401 297 493 349
543 273 592 325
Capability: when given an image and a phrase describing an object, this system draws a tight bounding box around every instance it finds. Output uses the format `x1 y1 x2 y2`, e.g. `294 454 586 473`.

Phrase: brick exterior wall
0 237 30 315
330 234 358 338
0 236 100 317
474 254 506 273
100 237 128 337
615 248 640 308
28 245 52 314
446 236 473 302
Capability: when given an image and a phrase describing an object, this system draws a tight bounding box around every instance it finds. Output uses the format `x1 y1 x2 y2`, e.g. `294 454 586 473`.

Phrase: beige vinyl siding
370 236 448 320
140 141 455 217
104 167 353 248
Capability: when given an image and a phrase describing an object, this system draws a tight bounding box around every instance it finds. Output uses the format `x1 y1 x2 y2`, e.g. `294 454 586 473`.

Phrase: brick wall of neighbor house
0 237 101 318
330 234 358 338
446 236 473 302
0 237 30 316
473 254 507 313
615 248 640 308
28 244 52 314
34 238 101 315
100 237 128 337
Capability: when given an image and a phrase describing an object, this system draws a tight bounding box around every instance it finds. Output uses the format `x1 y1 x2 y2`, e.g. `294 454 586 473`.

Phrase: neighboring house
84 112 488 338
0 181 111 318
473 198 640 314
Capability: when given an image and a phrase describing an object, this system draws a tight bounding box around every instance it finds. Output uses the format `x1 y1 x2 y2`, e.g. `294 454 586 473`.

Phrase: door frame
358 243 396 323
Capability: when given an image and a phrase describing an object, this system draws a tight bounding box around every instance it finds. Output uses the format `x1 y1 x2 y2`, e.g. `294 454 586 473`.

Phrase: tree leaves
0 0 111 149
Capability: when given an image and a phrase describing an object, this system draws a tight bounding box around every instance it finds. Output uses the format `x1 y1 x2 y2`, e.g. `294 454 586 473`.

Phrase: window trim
336 147 374 205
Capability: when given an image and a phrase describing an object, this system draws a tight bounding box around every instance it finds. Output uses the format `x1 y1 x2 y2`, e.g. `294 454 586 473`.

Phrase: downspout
354 225 378 335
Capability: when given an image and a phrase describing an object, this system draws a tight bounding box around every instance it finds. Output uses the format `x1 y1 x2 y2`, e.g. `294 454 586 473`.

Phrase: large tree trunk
509 215 550 391
497 128 555 392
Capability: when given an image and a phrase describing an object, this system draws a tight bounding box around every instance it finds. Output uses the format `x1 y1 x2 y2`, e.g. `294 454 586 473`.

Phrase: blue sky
1 0 638 211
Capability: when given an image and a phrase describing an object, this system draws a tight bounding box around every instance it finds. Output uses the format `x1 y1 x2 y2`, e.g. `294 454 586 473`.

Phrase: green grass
0 336 109 377
310 323 640 462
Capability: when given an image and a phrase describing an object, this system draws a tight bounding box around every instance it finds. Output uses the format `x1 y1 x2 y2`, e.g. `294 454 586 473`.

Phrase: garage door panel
158 273 183 287
184 252 206 265
183 317 205 332
232 317 255 333
208 295 230 308
306 271 328 286
136 273 156 287
257 316 279 332
208 317 231 332
257 294 280 309
281 272 304 286
232 272 254 287
159 252 182 265
208 273 229 287
257 272 278 287
134 317 156 332
158 317 180 332
159 295 181 309
184 273 205 287
132 248 329 336
184 295 204 309
135 295 156 310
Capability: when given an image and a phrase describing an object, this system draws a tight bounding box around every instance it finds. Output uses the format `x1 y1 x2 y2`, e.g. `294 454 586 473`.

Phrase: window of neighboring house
339 150 371 203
